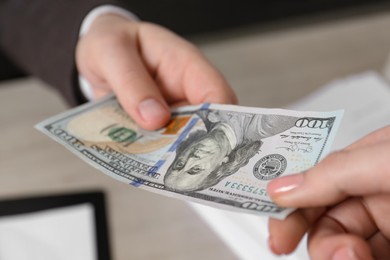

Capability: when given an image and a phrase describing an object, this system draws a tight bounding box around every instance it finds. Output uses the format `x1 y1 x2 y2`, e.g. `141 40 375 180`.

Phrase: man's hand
267 125 390 260
76 14 237 130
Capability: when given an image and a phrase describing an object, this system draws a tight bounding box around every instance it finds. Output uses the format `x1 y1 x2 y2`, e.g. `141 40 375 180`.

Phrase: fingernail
332 247 360 260
139 98 168 123
267 174 304 197
267 236 280 255
267 236 278 254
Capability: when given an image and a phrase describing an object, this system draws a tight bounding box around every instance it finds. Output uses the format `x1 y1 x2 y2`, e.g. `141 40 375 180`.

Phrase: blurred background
2 1 390 259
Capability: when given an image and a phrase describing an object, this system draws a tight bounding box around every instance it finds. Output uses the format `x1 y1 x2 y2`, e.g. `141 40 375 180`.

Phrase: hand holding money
76 13 236 130
36 96 342 219
267 125 390 259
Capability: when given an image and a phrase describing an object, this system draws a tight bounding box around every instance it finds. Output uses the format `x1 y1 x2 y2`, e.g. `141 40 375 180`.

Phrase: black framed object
0 191 111 260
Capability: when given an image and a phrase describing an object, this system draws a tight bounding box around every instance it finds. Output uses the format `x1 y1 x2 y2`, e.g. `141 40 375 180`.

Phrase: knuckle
119 70 145 87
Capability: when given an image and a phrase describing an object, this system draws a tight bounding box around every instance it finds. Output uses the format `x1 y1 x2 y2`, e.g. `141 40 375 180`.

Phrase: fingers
181 56 238 105
307 198 376 259
267 139 390 208
97 35 171 130
346 125 390 150
270 196 390 258
308 215 373 260
266 126 390 257
136 22 238 106
77 18 237 130
368 232 390 259
268 207 325 255
76 16 170 130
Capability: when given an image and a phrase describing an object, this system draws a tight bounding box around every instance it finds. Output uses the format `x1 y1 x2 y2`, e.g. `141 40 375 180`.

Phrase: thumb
267 140 390 208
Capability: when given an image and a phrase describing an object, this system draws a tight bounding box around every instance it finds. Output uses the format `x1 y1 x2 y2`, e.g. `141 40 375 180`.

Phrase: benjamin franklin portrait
164 109 297 192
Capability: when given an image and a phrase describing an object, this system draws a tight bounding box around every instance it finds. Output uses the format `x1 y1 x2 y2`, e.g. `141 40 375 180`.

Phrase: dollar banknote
36 95 343 219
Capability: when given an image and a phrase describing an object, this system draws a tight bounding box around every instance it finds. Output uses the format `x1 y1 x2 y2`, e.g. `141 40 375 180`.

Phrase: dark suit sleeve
0 0 130 106
0 0 228 106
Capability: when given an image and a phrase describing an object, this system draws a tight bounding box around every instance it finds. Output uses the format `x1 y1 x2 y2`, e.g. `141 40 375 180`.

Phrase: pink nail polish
267 174 304 197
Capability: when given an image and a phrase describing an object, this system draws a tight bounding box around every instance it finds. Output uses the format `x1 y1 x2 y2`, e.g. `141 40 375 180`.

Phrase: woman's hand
267 125 390 260
76 14 237 130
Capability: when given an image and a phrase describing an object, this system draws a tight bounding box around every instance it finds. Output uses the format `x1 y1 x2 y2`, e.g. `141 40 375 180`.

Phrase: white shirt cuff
78 5 139 101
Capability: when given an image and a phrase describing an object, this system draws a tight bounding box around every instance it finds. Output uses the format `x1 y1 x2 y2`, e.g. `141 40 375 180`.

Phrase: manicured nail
267 236 277 254
332 247 360 260
139 98 168 123
267 174 304 197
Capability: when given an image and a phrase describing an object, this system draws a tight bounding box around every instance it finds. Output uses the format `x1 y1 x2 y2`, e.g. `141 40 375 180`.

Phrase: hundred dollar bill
36 95 343 219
